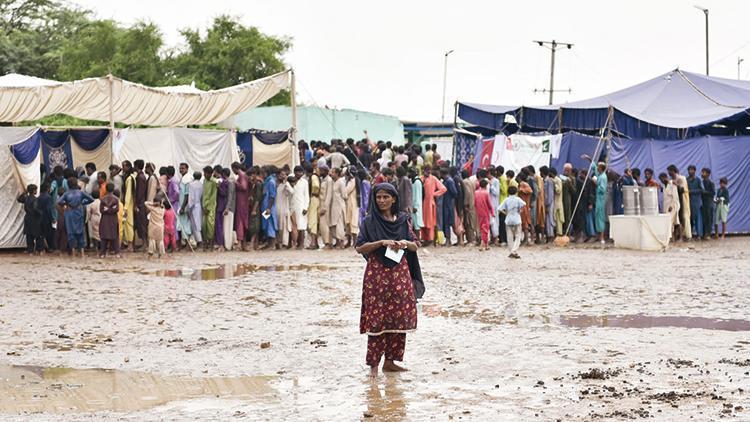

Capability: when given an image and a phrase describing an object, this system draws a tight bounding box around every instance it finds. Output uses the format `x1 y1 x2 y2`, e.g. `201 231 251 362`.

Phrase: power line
710 39 750 67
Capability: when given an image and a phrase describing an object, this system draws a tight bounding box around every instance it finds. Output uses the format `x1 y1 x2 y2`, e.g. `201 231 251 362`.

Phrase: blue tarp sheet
555 132 750 233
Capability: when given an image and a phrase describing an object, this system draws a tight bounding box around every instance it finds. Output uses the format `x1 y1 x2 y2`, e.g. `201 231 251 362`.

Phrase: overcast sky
76 0 750 122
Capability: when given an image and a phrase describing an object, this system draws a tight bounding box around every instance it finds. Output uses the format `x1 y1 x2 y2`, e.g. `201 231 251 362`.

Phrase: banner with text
491 133 561 172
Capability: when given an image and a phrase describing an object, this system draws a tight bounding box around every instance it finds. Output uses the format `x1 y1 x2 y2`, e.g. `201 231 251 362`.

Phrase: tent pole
452 102 458 165
452 101 458 128
290 69 298 167
108 74 115 166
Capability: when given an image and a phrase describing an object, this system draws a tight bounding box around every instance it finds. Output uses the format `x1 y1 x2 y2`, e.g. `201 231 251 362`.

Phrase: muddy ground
0 239 748 421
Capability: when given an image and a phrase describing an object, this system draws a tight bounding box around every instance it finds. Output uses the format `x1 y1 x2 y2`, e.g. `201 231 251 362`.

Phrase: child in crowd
498 186 526 259
87 190 101 251
16 184 42 254
144 200 166 258
474 179 494 251
163 200 177 253
715 177 729 239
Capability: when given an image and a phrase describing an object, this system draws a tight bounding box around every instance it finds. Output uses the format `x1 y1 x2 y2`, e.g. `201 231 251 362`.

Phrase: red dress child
163 206 177 251
474 187 494 245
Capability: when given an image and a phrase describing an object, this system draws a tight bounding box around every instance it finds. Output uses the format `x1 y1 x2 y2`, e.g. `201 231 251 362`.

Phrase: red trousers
366 333 406 367
164 230 177 251
478 216 490 244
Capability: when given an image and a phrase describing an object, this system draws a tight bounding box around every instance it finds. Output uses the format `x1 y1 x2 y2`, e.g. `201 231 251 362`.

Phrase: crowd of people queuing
15 132 731 258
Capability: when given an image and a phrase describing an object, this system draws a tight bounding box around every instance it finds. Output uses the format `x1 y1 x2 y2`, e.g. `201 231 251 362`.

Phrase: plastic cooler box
609 214 672 251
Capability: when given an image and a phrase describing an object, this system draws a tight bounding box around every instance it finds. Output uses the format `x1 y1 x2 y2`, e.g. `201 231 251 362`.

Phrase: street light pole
695 5 709 75
533 40 573 105
738 57 744 80
441 49 454 122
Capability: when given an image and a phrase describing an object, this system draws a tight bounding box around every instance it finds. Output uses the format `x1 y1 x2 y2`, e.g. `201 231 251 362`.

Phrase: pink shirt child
474 187 494 244
163 207 177 250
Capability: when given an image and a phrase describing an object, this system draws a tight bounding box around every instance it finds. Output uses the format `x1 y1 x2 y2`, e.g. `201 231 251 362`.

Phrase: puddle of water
423 305 750 332
560 314 750 331
422 304 511 325
144 263 331 281
0 365 273 414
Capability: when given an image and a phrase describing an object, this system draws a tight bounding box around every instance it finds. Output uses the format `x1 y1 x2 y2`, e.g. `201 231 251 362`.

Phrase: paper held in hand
262 210 271 220
384 247 404 263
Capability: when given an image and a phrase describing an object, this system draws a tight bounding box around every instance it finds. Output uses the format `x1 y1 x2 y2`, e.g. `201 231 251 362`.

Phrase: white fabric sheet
0 70 290 126
71 135 112 174
0 147 28 248
252 138 294 168
172 128 240 169
0 126 38 146
116 128 238 171
14 151 41 192
0 127 41 248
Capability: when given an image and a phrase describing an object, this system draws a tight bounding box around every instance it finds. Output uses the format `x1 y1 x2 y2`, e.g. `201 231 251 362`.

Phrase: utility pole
441 49 454 122
694 5 709 75
533 40 573 105
738 57 744 80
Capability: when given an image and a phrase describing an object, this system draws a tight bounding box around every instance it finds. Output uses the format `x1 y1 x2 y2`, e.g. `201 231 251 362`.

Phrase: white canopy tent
0 70 299 248
0 70 293 126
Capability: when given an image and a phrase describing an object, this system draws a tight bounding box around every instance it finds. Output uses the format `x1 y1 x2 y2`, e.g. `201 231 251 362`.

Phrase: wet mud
560 314 750 331
0 239 748 420
145 263 332 281
0 365 272 414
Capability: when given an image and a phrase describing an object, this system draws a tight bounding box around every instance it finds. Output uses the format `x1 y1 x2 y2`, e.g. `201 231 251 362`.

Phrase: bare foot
382 360 408 372
369 366 378 378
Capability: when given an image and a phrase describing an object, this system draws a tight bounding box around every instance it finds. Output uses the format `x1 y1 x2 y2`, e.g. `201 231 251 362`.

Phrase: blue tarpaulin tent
457 69 750 139
455 69 750 234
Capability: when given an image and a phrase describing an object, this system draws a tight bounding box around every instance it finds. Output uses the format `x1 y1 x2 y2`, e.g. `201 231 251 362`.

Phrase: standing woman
356 183 423 377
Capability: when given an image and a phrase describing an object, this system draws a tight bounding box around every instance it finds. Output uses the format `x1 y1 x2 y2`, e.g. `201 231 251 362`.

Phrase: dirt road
0 239 748 420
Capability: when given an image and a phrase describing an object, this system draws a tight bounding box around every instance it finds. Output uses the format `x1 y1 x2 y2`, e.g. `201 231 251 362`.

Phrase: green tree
0 1 90 78
57 19 164 85
2 6 293 125
0 0 56 33
166 15 291 104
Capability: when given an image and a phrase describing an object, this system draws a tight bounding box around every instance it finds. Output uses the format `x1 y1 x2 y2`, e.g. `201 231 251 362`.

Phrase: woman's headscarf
357 183 411 252
356 183 425 298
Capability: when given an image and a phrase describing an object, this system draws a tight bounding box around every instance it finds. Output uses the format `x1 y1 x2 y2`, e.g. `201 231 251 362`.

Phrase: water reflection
364 376 407 420
560 314 750 331
0 365 273 414
144 264 332 281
